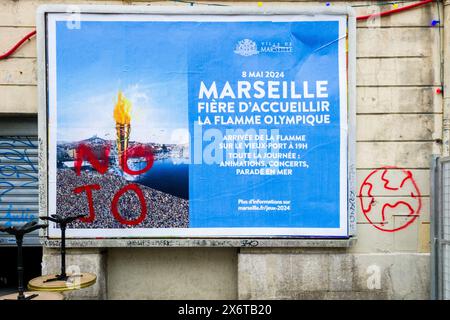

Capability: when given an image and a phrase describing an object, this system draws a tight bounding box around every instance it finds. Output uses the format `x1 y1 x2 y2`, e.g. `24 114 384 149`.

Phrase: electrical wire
0 30 36 60
351 0 426 8
356 0 434 20
436 0 444 93
172 0 228 6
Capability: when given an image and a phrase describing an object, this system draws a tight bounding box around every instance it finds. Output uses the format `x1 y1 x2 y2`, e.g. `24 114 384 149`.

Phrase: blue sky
56 21 189 144
55 19 341 147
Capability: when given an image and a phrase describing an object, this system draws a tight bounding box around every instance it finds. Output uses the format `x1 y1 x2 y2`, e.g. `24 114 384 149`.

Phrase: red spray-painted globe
359 166 422 232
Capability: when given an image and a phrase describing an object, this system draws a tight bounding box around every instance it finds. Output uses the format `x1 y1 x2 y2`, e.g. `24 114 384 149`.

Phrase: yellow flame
113 91 132 125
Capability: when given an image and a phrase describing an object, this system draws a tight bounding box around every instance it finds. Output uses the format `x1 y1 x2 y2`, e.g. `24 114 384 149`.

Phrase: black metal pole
16 235 25 300
60 224 66 278
40 215 84 283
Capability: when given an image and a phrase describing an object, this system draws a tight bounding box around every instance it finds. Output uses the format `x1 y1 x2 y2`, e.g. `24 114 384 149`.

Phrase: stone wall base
238 250 430 300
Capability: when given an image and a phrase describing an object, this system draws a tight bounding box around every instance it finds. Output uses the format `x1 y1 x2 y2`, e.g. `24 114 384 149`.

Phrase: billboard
38 6 356 239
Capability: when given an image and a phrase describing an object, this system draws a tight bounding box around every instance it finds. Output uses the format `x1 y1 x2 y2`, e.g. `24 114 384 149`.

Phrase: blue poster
46 14 348 238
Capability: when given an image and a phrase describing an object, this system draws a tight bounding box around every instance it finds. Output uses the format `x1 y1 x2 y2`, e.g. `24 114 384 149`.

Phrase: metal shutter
0 117 39 246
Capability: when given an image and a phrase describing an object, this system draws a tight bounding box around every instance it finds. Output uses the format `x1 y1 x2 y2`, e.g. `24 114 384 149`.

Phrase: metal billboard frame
431 156 450 299
37 4 356 247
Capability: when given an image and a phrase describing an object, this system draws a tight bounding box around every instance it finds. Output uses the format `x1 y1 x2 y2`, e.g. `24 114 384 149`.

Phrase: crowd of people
56 169 189 229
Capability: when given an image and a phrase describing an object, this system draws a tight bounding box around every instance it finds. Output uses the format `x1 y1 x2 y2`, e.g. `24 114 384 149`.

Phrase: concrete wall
107 248 237 299
0 0 442 299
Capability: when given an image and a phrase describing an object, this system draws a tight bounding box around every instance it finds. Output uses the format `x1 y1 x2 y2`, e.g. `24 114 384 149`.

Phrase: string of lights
356 0 434 20
0 0 441 60
173 0 432 7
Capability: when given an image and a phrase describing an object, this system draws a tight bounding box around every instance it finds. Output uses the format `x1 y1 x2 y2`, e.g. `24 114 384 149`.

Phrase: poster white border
38 5 356 241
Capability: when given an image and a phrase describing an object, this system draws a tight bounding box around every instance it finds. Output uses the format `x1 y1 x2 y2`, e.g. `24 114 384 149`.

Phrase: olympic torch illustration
113 91 132 168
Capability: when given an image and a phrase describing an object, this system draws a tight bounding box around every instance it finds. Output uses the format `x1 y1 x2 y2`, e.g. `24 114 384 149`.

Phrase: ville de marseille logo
234 39 259 56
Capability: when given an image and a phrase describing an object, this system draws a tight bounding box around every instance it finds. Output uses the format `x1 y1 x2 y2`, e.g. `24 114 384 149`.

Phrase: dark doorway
0 247 42 294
